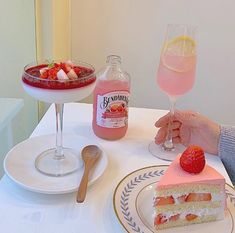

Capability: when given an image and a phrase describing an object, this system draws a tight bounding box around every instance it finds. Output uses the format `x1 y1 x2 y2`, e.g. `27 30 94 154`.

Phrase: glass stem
163 96 177 151
54 103 65 160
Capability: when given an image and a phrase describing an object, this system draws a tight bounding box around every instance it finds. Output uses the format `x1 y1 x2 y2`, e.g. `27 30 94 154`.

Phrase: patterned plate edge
113 165 168 233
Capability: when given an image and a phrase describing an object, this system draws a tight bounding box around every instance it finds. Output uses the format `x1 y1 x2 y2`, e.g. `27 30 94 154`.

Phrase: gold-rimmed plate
113 165 235 233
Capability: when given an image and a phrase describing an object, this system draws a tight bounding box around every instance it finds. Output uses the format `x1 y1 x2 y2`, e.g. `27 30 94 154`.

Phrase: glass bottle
92 55 130 140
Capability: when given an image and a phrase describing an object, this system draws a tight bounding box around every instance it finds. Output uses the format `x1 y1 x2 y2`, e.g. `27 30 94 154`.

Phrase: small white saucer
4 134 108 194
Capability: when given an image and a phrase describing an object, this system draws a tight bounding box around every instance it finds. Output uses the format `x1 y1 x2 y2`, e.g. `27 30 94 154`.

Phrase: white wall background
71 0 235 126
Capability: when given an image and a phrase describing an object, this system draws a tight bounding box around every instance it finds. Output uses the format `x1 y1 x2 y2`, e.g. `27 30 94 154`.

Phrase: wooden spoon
76 145 101 203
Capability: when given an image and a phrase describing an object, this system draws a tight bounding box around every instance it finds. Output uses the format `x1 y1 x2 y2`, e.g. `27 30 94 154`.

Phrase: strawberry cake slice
154 145 226 230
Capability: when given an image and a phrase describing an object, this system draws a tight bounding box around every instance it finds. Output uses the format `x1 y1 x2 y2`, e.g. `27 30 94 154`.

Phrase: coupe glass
22 60 96 176
149 24 197 161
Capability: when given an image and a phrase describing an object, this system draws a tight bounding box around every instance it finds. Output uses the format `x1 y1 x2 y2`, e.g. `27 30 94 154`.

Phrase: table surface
0 103 232 233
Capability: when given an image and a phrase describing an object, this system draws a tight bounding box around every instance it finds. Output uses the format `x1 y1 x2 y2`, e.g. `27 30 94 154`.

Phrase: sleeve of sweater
219 125 235 184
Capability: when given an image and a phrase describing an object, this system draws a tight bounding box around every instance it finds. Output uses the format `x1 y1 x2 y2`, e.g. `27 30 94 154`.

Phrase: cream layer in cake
154 155 226 230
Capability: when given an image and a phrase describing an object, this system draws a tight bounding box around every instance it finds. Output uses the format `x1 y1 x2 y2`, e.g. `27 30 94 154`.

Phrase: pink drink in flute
157 53 196 96
149 24 197 161
157 52 197 152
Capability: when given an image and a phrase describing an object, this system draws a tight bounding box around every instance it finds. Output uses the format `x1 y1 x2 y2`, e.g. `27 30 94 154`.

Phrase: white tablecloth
0 103 231 233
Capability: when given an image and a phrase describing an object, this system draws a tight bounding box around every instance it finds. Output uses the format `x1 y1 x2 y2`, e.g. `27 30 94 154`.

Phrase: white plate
4 134 108 194
113 165 235 233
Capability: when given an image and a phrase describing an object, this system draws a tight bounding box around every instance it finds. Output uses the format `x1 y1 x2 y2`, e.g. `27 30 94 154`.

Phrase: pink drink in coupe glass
157 53 196 96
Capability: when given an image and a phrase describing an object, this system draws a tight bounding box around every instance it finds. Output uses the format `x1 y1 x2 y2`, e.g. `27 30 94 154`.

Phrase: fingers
155 114 182 144
155 133 181 144
155 113 171 127
171 121 181 130
156 119 181 130
174 110 200 127
156 110 201 128
155 127 181 144
155 115 181 129
155 126 167 144
172 136 181 144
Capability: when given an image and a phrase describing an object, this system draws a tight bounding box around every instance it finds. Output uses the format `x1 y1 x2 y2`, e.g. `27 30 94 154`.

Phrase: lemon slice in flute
162 35 196 73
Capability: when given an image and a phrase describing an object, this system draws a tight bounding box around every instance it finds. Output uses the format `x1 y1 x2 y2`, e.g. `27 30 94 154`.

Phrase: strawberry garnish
38 62 82 80
47 67 60 80
73 66 82 76
23 62 96 90
180 145 205 173
40 69 48 79
60 62 72 73
154 195 175 206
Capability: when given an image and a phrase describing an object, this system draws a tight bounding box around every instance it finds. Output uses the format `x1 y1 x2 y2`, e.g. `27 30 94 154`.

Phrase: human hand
154 110 220 155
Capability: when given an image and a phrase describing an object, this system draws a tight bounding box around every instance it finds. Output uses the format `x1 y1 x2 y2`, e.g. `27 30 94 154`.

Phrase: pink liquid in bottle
92 55 130 140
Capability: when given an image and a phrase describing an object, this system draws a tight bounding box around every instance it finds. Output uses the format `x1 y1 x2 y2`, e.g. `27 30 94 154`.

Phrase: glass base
35 147 83 177
148 141 186 161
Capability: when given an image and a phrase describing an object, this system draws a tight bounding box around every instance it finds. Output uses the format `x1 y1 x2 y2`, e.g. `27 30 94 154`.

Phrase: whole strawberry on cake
154 145 226 230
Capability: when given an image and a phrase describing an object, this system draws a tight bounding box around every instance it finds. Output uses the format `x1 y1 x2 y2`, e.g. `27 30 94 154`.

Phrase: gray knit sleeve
219 125 235 184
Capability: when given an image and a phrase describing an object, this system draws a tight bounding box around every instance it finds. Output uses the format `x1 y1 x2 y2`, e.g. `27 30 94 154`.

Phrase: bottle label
96 91 129 128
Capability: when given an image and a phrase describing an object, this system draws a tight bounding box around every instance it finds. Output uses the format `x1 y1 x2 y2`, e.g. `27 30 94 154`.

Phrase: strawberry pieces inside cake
154 145 226 230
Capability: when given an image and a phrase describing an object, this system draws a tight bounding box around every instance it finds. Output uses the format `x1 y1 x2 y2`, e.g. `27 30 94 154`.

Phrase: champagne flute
149 24 197 161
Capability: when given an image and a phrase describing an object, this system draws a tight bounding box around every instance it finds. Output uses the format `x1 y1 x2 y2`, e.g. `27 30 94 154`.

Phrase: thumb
174 110 200 127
